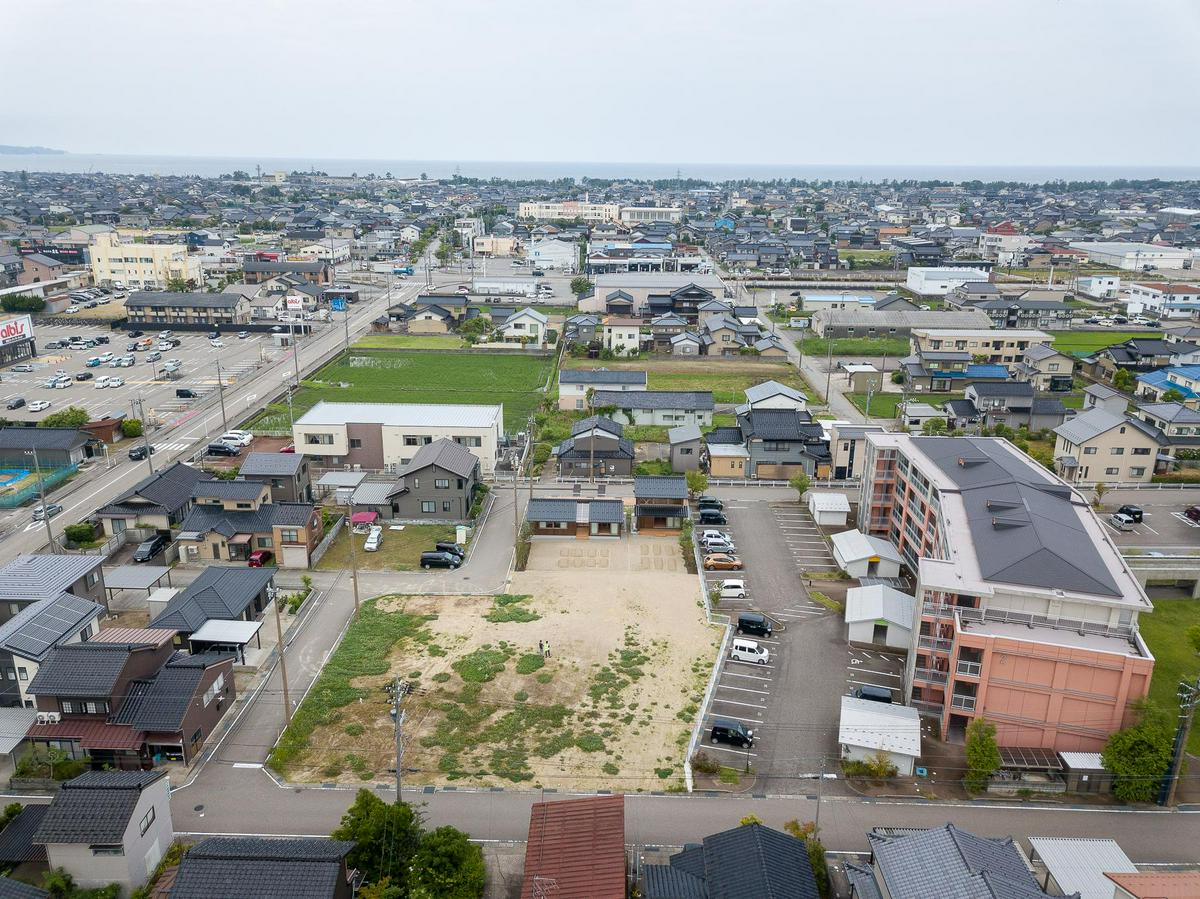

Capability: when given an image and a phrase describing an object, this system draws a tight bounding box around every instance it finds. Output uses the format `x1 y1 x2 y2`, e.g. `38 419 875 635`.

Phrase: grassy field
1051 331 1144 356
847 392 957 419
839 249 897 266
246 350 554 432
315 523 457 571
352 334 464 350
798 336 910 357
561 355 808 404
1138 598 1200 754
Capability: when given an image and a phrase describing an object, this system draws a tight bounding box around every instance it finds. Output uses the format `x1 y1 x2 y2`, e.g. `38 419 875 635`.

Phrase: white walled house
527 238 578 272
1126 282 1200 319
558 369 647 412
493 307 549 346
1074 275 1120 299
839 696 921 776
906 267 990 297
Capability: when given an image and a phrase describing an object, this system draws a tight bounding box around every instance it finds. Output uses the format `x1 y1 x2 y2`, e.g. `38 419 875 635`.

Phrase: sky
4 0 1200 167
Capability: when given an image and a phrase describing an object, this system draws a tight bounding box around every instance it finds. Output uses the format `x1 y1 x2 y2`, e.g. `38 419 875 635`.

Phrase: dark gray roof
571 415 624 437
1030 398 1066 416
27 642 148 697
527 498 576 521
169 837 353 899
149 566 275 632
99 460 206 518
968 382 1035 398
560 369 648 386
589 499 625 523
0 876 47 899
193 479 267 501
868 823 1050 899
0 593 103 662
177 501 314 541
238 452 305 477
0 806 48 864
398 438 479 480
912 437 1122 597
33 770 166 845
0 555 102 604
0 427 89 452
705 427 745 445
112 652 232 732
737 409 820 441
1137 402 1200 423
592 390 714 411
634 475 688 499
126 291 245 309
555 435 634 462
644 823 818 899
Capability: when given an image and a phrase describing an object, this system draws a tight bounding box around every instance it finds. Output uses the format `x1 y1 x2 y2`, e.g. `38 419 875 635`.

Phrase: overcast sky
5 0 1200 166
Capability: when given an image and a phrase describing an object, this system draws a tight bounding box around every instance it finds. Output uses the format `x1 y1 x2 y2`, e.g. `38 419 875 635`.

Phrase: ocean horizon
1 153 1199 185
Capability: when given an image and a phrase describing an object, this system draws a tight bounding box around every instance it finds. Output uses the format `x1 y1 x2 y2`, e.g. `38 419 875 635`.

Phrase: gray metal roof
744 380 805 405
193 479 267 501
1052 408 1128 445
169 838 354 899
571 415 624 438
668 424 702 444
0 805 48 865
177 501 314 542
398 437 479 479
527 498 576 521
112 653 233 732
238 452 305 477
149 566 275 632
1027 837 1133 899
559 368 648 386
0 555 101 604
634 475 688 499
126 290 244 309
645 824 819 899
0 427 89 452
591 390 714 411
0 593 103 662
99 460 206 518
813 308 993 329
34 770 167 845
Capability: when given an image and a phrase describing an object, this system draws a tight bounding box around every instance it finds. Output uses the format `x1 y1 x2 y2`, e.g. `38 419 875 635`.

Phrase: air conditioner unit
343 464 351 471
187 545 199 559
44 712 60 724
352 464 361 472
35 713 50 725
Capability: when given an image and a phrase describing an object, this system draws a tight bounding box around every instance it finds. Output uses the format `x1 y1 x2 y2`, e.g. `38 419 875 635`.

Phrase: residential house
669 331 703 356
897 401 949 430
237 452 313 503
376 438 481 520
1083 337 1200 383
668 424 703 472
125 291 252 327
642 823 818 899
1012 344 1075 392
558 369 647 412
242 259 331 285
96 461 206 537
17 254 67 286
1130 402 1200 469
175 482 321 568
600 317 642 356
581 273 728 317
736 407 831 478
400 302 456 334
1135 364 1200 408
590 390 713 427
846 823 1058 899
0 555 107 624
829 423 887 480
0 593 104 708
1126 282 1200 319
526 497 625 538
554 416 634 478
148 566 276 639
0 427 95 468
955 382 1068 431
974 298 1073 330
741 379 808 413
946 280 1003 307
633 475 688 533
563 313 601 346
520 795 626 899
704 427 750 478
1082 383 1130 416
649 313 688 351
1074 275 1121 299
1053 409 1159 483
492 306 548 346
32 771 174 894
909 328 1054 364
168 837 356 899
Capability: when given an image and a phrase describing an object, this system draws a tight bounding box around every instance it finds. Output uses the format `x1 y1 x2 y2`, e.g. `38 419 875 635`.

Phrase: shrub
690 750 720 775
1 294 44 313
120 418 144 438
63 522 95 545
965 717 1001 792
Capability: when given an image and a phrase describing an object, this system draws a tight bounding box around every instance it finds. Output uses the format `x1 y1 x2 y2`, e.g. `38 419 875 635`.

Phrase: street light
25 446 57 554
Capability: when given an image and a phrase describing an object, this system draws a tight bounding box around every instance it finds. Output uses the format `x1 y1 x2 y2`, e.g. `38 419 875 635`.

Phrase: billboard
285 296 304 312
0 315 33 347
330 297 346 312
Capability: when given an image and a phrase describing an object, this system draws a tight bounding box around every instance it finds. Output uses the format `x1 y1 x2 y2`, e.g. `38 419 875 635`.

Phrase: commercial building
0 315 36 366
293 401 504 474
1126 282 1200 319
619 206 683 224
905 267 990 297
810 308 992 339
89 232 201 290
125 291 252 326
1069 241 1192 271
526 238 578 272
518 200 620 223
857 433 1154 750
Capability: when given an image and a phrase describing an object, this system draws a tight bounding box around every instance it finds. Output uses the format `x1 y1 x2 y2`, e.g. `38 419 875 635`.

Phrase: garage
807 492 850 528
844 583 914 649
279 543 310 569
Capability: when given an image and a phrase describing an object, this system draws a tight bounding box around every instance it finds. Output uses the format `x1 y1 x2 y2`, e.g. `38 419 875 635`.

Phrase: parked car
420 550 461 570
75 372 93 381
5 397 24 410
703 553 743 571
364 527 384 552
699 510 728 525
709 718 754 748
9 363 33 373
146 351 162 362
730 637 769 664
206 442 241 457
210 339 225 348
1109 512 1136 532
248 550 274 567
65 305 80 314
1185 506 1200 523
1117 505 1143 523
699 529 732 543
127 330 144 338
128 444 156 461
700 536 736 553
133 534 169 562
736 612 773 638
854 684 893 704
28 400 51 412
94 377 111 389
175 388 198 399
434 542 466 559
237 331 250 339
717 579 746 599
696 496 724 510
207 330 220 339
218 431 254 447
32 503 63 521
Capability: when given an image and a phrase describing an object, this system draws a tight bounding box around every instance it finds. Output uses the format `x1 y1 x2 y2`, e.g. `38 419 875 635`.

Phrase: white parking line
704 744 758 758
717 684 771 695
705 712 763 725
847 667 904 679
712 697 768 710
724 671 773 682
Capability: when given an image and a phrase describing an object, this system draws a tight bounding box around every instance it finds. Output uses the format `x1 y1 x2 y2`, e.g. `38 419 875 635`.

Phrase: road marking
848 667 904 678
716 684 771 695
704 712 763 725
703 744 758 758
723 671 773 682
710 697 766 709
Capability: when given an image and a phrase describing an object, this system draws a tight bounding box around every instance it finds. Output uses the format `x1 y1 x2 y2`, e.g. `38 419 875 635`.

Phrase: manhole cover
193 804 204 812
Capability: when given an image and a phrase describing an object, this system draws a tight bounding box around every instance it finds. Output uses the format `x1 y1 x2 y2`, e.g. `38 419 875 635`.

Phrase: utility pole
814 755 827 833
273 586 292 725
132 396 154 475
390 678 408 801
215 360 228 434
290 319 302 388
1160 677 1200 807
824 338 833 405
346 499 360 616
28 445 56 554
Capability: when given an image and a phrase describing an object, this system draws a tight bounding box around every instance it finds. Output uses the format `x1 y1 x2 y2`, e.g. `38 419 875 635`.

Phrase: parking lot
845 644 906 703
769 501 838 572
1097 487 1200 551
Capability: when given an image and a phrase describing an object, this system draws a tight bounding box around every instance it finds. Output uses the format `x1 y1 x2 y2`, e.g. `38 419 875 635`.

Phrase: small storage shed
838 696 921 777
830 529 903 579
807 492 850 527
844 584 914 649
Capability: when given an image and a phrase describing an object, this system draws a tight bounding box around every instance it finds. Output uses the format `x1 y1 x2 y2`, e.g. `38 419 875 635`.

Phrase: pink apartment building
858 434 1154 751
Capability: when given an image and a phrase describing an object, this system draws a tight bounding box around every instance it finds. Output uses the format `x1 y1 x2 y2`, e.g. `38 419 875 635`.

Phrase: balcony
955 660 982 677
950 694 977 711
910 698 943 715
917 636 954 653
913 667 948 684
922 603 956 619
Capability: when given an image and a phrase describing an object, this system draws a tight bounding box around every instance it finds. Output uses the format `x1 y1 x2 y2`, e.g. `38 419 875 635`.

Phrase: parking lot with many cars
1096 487 1200 551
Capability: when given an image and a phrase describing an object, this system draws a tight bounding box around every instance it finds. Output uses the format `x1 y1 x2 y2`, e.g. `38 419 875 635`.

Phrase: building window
17 667 26 681
1105 467 1119 476
305 433 334 445
453 436 482 447
1082 447 1097 455
256 537 272 549
7 604 16 617
349 438 362 449
1110 447 1125 455
90 845 124 857
443 501 451 512
421 502 436 513
435 479 449 489
1132 447 1152 455
280 529 299 543
236 502 251 510
1130 467 1146 477
139 806 156 836
86 571 99 588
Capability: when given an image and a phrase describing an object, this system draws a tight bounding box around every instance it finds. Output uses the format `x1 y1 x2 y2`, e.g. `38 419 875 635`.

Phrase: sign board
285 296 303 312
0 315 33 347
330 297 346 312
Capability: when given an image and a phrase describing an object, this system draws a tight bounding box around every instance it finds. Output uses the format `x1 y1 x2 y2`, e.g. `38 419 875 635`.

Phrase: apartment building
857 433 1154 751
518 200 620 223
619 206 683 224
292 401 503 474
89 232 201 290
125 291 252 326
1126 282 1200 319
909 328 1053 365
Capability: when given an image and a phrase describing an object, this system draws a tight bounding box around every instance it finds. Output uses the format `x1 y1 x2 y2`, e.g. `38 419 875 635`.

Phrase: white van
730 638 769 665
718 579 747 600
364 526 383 552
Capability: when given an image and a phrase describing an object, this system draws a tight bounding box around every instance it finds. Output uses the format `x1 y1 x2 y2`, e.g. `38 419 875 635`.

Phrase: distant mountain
0 145 66 155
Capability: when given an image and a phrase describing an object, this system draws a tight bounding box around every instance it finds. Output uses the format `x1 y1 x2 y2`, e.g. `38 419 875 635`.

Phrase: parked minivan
718 579 747 600
434 542 465 559
176 388 198 399
729 638 769 665
854 684 894 704
420 550 461 570
699 510 728 525
364 526 383 552
709 718 754 749
1109 512 1136 531
736 612 773 638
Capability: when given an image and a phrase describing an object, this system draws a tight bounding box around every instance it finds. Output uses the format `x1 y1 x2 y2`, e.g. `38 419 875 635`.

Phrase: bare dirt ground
291 537 720 791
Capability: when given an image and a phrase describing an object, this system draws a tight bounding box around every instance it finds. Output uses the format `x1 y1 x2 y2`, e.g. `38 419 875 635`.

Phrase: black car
736 611 773 638
207 330 220 339
1117 504 1143 523
176 388 198 399
127 330 145 338
420 551 461 570
434 541 466 559
698 511 728 525
133 534 169 562
697 496 724 510
127 343 140 352
5 398 24 410
75 372 93 381
531 269 545 277
206 442 240 457
710 719 754 748
94 335 109 345
128 444 156 461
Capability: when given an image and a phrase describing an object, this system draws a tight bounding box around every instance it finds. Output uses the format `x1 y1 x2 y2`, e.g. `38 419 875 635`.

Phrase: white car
157 342 173 351
98 352 114 363
210 339 225 348
107 377 124 388
27 400 50 412
218 432 254 447
94 376 111 388
65 305 80 314
364 526 383 552
165 358 182 367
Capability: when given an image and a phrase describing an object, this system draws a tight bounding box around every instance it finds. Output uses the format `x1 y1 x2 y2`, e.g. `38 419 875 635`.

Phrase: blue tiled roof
1137 367 1200 400
965 364 1010 379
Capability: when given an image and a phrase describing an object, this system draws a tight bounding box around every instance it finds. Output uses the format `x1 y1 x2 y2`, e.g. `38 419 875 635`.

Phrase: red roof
988 221 1020 235
521 795 626 899
26 719 145 750
1105 871 1200 897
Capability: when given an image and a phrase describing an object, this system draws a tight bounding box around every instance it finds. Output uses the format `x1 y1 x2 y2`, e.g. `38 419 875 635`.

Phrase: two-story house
649 313 689 351
1012 344 1075 392
491 306 549 346
736 408 831 479
974 298 1073 330
96 461 206 538
633 475 688 533
374 438 482 521
558 369 647 412
1083 338 1200 383
237 452 313 503
0 555 107 624
175 480 322 568
1135 364 1200 408
600 317 643 356
1053 408 1159 483
0 593 104 708
945 382 1068 432
554 416 635 478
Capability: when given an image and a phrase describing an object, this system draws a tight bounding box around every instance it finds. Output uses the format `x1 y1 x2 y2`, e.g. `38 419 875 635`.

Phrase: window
453 436 482 447
17 667 26 681
139 806 156 836
1111 447 1124 455
443 501 451 512
305 433 334 445
457 479 465 489
763 441 790 452
235 502 251 509
1132 447 1152 455
1105 467 1119 476
680 447 694 455
256 537 272 549
1083 446 1097 455
203 673 226 707
1130 467 1146 477
435 479 449 489
86 571 99 588
421 501 436 513
280 529 299 543
404 436 420 446
349 438 362 449
90 845 124 857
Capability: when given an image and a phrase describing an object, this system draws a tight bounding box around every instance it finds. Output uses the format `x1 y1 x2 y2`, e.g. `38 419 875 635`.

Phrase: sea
1 153 1199 184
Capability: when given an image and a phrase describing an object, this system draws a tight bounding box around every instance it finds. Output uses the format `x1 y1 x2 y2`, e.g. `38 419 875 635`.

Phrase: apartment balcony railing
922 603 957 619
955 660 982 677
950 694 977 711
913 667 948 684
910 699 944 715
917 636 954 653
955 606 1135 639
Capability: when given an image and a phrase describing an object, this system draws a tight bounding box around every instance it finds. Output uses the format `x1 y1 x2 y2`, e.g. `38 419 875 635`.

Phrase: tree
1 294 45 313
63 522 95 545
1113 368 1134 392
569 276 594 296
40 406 89 429
686 471 709 497
964 717 1001 792
1093 481 1109 508
331 790 423 887
921 417 948 436
1102 705 1174 803
1189 623 1200 656
788 472 810 502
121 418 144 439
359 878 404 899
458 317 491 344
784 819 830 899
738 814 764 826
165 276 191 293
407 826 485 899
1162 388 1186 403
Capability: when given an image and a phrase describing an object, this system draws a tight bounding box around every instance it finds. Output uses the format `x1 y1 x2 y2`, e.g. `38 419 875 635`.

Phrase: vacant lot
1051 331 1144 356
1139 597 1200 755
315 523 457 571
353 334 464 350
797 335 910 357
246 350 554 432
561 355 806 404
274 538 719 791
